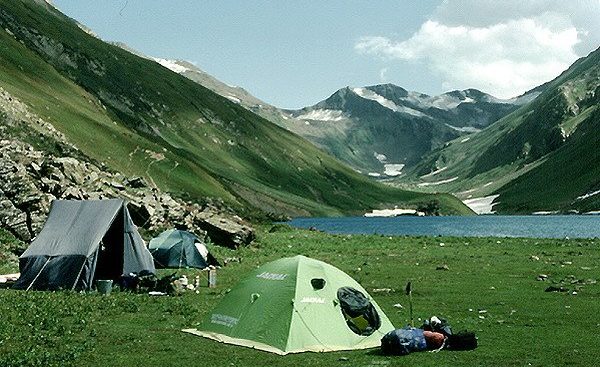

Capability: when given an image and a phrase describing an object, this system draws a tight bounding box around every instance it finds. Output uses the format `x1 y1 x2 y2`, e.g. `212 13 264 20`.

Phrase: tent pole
26 257 51 291
179 242 184 268
71 257 89 291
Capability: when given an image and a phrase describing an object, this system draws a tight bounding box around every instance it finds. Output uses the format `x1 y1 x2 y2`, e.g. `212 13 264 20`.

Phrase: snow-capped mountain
283 84 530 175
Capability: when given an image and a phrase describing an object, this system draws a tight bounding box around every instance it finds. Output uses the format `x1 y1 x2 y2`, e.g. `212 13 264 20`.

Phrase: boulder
0 197 31 241
196 212 255 249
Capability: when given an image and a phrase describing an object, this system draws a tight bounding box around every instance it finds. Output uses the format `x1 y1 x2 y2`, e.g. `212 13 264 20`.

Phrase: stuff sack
337 286 381 336
447 330 478 350
381 327 428 355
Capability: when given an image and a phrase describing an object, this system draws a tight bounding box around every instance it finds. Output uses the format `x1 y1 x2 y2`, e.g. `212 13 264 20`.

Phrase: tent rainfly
183 255 395 354
14 199 155 291
149 229 219 269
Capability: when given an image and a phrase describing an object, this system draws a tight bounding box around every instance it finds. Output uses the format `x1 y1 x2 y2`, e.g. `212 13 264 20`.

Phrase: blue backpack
381 327 428 355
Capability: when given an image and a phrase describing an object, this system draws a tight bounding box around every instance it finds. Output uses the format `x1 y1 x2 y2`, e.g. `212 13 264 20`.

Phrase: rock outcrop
0 87 254 249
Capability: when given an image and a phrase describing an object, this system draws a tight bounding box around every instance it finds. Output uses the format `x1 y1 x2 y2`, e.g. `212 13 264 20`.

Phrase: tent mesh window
337 286 381 336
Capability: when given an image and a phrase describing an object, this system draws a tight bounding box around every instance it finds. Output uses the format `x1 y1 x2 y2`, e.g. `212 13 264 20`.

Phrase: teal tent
149 229 218 269
183 255 394 354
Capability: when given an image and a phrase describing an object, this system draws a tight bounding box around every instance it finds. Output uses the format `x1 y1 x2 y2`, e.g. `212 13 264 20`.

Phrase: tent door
92 208 125 282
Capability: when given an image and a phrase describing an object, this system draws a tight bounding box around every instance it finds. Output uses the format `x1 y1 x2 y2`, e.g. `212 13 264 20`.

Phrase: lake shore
287 215 600 239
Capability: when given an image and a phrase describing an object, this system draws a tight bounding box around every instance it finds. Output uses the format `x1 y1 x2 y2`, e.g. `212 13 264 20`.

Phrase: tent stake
406 281 414 327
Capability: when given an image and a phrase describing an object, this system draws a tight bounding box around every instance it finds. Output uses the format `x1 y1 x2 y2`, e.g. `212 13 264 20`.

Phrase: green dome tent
183 255 395 354
149 229 218 269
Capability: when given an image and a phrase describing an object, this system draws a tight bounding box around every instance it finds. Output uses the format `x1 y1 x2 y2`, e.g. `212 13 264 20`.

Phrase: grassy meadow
0 226 598 366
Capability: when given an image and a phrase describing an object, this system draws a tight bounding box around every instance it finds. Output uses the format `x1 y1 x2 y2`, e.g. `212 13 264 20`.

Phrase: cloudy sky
53 0 598 108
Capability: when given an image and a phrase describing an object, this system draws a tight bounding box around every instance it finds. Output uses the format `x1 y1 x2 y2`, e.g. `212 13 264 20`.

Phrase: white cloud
355 1 597 98
379 67 388 82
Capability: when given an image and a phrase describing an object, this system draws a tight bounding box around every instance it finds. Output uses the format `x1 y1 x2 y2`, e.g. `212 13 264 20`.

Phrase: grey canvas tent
14 199 155 291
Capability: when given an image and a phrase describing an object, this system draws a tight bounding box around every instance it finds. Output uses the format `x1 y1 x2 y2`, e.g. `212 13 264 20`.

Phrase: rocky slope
0 86 254 249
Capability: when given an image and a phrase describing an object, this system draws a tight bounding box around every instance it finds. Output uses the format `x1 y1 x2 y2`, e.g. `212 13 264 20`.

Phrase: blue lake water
287 215 600 239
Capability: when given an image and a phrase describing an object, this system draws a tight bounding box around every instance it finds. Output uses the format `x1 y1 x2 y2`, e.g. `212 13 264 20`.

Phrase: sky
52 1 599 109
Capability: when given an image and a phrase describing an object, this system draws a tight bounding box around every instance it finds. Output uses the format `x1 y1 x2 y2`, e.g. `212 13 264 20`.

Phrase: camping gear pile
381 316 478 355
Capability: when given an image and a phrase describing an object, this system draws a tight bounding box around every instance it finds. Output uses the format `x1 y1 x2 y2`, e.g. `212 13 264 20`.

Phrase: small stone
436 264 450 271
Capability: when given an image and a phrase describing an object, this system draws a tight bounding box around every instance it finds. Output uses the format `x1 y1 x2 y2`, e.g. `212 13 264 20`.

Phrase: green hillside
0 0 471 216
494 91 600 213
397 47 600 214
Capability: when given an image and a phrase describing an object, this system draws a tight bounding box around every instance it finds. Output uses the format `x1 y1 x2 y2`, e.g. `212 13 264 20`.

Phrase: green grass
1 226 598 366
0 229 22 274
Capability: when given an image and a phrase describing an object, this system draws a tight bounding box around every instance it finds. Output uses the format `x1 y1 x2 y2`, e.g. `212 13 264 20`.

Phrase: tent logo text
211 313 239 328
256 272 288 281
300 297 325 304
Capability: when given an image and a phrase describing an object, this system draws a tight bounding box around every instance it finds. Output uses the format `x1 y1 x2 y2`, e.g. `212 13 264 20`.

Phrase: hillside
0 0 471 217
397 47 600 214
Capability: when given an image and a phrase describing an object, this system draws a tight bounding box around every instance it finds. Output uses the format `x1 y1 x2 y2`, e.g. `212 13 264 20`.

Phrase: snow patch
374 152 387 163
460 137 470 143
417 177 458 186
365 208 425 217
297 109 345 121
532 211 559 215
428 94 464 109
445 124 481 133
420 166 447 178
463 195 499 214
384 164 405 176
352 87 426 117
352 87 399 111
225 95 241 103
368 172 382 177
153 58 190 73
354 88 421 115
576 189 600 201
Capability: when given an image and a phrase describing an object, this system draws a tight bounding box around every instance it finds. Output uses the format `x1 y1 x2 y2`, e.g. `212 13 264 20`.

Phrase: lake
287 215 600 239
